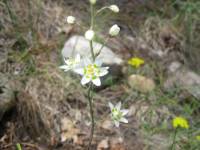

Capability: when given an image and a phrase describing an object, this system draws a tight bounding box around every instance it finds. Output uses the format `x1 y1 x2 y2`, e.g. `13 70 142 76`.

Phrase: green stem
87 3 95 150
90 41 95 62
96 6 108 16
95 37 109 59
171 128 178 150
90 4 94 29
87 83 94 150
90 3 95 62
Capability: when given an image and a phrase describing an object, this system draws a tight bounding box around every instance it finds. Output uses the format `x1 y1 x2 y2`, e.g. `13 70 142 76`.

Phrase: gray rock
62 35 123 66
61 36 124 84
164 67 200 100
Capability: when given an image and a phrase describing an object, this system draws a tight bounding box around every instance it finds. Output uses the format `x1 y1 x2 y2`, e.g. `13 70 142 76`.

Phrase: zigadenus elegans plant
60 0 128 149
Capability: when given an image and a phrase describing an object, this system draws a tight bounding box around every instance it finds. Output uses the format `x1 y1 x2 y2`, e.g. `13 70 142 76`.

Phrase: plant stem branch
96 6 108 16
95 37 109 59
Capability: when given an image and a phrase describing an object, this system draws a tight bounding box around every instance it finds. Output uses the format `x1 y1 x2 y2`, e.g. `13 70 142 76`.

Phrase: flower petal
75 54 81 62
114 120 120 127
99 68 109 77
121 109 129 116
95 59 102 67
116 102 121 110
81 76 90 85
83 57 92 66
92 78 101 86
74 68 84 75
59 65 70 71
119 117 128 123
108 102 114 110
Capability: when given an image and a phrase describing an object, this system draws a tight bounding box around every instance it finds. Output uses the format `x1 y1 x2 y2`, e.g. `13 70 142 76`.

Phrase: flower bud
66 16 75 24
89 0 96 5
109 5 119 13
85 30 95 40
109 24 120 36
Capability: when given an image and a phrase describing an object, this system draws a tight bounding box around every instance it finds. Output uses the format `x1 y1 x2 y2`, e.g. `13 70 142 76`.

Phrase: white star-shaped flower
74 58 109 86
109 102 129 127
59 54 81 72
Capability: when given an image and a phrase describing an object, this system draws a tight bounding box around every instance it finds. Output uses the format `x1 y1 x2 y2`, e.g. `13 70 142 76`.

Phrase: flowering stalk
170 128 178 150
60 1 121 149
170 117 189 150
87 1 95 150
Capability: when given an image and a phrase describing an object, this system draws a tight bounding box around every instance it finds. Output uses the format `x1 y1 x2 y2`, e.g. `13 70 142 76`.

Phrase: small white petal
119 117 128 123
75 54 81 62
114 121 120 127
99 68 109 76
121 109 129 116
81 76 91 85
59 65 70 71
83 58 92 66
108 102 114 110
116 102 121 110
95 59 102 67
92 78 101 86
74 68 84 75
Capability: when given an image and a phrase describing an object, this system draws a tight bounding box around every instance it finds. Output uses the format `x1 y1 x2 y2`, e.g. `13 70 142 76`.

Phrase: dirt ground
0 0 200 150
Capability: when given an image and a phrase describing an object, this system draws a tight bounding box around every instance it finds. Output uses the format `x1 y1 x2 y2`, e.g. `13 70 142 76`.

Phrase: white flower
109 102 129 127
85 30 95 41
74 58 109 86
109 5 119 13
59 54 81 72
89 0 96 5
109 24 120 36
66 16 75 24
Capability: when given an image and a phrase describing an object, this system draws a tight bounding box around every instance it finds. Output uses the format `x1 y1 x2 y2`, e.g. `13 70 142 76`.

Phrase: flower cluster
74 59 109 86
109 102 129 127
60 55 108 87
60 0 129 133
172 117 189 129
59 54 81 72
128 57 144 68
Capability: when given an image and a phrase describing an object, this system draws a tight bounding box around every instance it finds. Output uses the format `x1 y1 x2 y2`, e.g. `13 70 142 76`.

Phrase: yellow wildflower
172 117 189 129
128 57 144 68
196 135 200 141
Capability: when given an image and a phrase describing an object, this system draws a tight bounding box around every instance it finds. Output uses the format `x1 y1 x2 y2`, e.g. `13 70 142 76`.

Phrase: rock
164 67 200 100
128 74 156 93
61 35 124 78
